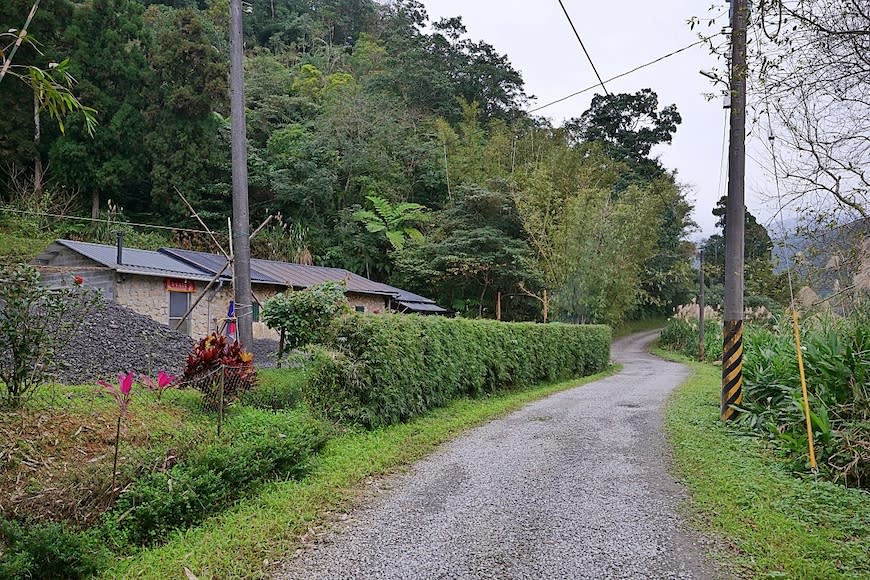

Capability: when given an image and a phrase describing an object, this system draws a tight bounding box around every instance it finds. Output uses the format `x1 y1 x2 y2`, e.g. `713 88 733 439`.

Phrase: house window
354 305 366 313
252 301 260 322
169 291 191 335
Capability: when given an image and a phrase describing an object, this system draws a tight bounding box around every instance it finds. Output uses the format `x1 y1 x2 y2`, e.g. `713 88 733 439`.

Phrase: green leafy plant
352 194 428 251
261 281 350 365
0 517 109 580
0 264 102 408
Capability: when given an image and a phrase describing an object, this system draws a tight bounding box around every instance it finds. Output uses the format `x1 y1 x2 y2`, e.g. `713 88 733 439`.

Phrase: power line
0 206 214 235
528 39 706 113
555 0 609 96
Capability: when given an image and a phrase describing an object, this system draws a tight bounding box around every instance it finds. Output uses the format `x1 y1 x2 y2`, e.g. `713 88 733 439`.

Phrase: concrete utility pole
721 0 748 421
229 0 254 349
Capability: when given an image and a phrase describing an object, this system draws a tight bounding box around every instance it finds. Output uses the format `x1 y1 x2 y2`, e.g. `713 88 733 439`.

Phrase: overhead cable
555 0 609 96
528 39 706 113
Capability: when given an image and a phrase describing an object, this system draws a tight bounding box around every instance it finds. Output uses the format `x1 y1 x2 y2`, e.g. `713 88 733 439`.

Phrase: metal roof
50 240 445 309
397 300 448 313
54 240 217 282
159 248 280 284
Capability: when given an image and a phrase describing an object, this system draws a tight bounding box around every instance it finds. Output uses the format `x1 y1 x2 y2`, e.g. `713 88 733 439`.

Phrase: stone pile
53 299 195 384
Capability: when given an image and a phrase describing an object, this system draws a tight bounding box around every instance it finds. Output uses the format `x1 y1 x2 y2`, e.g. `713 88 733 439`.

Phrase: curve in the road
276 331 713 579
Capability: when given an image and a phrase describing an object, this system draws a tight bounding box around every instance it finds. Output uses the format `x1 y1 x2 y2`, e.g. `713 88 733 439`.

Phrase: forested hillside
0 0 696 324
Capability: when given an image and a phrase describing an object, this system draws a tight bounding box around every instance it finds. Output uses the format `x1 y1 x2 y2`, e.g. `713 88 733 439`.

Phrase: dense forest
0 0 698 324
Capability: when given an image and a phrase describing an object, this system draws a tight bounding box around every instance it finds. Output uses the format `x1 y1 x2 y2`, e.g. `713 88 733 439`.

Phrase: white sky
419 0 770 237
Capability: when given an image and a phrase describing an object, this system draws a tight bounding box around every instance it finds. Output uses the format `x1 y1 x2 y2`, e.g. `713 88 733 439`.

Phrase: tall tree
49 0 152 218
142 6 228 222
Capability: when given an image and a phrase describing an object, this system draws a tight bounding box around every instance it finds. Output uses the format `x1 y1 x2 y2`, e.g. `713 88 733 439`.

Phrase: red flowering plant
97 371 135 493
182 333 257 407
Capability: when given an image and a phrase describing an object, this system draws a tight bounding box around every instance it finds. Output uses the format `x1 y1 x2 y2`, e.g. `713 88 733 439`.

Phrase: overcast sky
419 0 761 238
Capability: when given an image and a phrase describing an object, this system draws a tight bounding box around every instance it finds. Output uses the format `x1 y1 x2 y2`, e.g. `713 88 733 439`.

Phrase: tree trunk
33 92 42 195
91 190 100 219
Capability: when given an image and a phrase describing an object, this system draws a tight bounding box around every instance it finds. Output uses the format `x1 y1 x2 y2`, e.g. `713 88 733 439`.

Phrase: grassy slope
660 349 870 579
0 231 52 265
102 366 621 579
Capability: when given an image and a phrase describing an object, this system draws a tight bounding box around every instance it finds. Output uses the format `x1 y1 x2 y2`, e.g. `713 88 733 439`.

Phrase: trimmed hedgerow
308 315 610 427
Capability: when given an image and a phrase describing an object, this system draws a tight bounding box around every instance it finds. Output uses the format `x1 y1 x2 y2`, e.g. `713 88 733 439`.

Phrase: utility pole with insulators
229 0 254 350
722 0 747 421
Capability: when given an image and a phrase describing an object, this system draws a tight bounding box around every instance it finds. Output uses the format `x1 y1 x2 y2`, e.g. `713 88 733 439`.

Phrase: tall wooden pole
229 0 254 349
722 0 747 421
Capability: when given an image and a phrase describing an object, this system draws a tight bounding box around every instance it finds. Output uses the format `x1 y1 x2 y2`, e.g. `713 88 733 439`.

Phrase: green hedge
308 315 610 427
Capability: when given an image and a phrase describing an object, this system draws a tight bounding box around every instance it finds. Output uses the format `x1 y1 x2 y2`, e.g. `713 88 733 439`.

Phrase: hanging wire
0 206 214 235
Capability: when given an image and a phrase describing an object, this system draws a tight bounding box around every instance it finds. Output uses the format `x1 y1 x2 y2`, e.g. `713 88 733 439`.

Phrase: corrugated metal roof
397 301 448 313
159 248 279 284
51 240 446 309
55 240 217 282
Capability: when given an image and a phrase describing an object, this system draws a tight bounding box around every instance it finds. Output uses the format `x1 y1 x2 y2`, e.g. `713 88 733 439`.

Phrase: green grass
100 365 621 579
613 316 668 339
660 349 870 579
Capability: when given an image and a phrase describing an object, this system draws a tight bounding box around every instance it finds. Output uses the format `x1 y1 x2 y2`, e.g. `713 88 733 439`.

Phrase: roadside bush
307 314 610 427
659 318 722 362
261 282 349 365
104 408 329 546
0 518 109 580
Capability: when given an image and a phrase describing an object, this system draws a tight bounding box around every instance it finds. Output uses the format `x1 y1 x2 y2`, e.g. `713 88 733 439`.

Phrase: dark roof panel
56 240 216 282
397 301 448 313
159 248 278 284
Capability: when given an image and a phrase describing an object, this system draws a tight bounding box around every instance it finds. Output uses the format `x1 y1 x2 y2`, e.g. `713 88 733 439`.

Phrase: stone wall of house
114 276 232 338
32 244 116 299
346 292 389 314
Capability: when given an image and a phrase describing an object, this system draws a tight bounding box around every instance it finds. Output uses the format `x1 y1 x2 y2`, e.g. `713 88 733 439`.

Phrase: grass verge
100 365 621 579
659 348 870 579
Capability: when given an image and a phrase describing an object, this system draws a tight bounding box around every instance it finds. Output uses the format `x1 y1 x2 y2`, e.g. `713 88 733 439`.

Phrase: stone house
32 239 446 339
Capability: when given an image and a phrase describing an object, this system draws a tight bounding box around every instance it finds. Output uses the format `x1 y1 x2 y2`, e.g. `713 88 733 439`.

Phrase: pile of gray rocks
52 299 195 384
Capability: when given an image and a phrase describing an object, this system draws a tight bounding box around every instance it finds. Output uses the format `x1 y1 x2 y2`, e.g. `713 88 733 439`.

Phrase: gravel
52 299 195 384
275 331 715 580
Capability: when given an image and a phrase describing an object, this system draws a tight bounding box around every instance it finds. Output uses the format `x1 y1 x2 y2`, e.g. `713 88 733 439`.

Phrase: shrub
0 264 101 407
0 518 109 580
182 333 258 405
658 317 722 362
239 368 306 411
307 314 610 427
261 282 349 364
103 408 329 546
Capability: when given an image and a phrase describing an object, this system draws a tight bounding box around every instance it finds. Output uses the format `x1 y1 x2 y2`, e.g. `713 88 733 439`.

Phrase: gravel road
276 331 714 579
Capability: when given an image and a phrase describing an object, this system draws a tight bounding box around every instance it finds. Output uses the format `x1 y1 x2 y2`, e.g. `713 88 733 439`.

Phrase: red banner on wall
164 278 196 293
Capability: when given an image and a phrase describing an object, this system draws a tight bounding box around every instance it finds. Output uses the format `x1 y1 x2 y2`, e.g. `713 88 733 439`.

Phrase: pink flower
98 371 135 416
157 370 175 389
73 275 84 286
139 370 176 401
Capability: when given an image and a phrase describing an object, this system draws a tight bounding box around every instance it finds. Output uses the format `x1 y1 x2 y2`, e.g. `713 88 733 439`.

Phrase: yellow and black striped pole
721 319 743 421
721 0 748 420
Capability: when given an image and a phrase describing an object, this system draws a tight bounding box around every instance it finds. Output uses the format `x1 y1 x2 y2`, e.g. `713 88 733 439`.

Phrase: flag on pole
226 300 237 342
